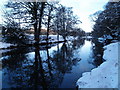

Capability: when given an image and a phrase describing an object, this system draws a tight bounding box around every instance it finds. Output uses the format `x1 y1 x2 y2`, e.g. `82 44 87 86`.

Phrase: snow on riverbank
41 35 64 43
0 42 15 49
26 34 65 43
98 35 113 43
26 34 78 43
0 35 64 49
77 42 119 88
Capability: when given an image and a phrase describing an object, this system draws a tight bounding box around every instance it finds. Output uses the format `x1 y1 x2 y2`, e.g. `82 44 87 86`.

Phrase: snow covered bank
26 34 65 43
26 34 79 42
77 42 119 88
0 35 64 49
0 42 15 49
41 35 64 43
98 35 114 43
66 36 78 41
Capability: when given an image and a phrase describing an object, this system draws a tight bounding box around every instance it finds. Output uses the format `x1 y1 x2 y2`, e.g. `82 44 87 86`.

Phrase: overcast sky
60 0 109 32
0 0 109 32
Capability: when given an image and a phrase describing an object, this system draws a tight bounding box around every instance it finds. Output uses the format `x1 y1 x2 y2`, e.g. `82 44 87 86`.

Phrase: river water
1 38 104 88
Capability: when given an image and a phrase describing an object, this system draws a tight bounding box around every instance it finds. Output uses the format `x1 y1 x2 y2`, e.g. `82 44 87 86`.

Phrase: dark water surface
1 38 104 88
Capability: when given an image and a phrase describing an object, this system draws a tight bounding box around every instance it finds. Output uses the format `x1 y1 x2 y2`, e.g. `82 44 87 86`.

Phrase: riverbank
0 35 64 49
77 42 119 88
0 35 79 50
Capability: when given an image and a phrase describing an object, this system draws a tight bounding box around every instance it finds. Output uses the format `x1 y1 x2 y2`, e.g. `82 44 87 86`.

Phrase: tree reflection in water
2 38 85 88
2 38 105 88
91 39 105 66
2 37 106 88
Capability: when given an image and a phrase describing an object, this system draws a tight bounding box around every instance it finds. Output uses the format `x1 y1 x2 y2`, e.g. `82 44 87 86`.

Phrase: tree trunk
33 2 38 45
34 46 47 89
47 6 53 44
36 2 46 45
57 23 59 41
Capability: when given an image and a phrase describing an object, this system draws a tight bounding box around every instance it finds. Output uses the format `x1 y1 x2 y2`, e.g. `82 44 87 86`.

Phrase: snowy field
77 42 119 88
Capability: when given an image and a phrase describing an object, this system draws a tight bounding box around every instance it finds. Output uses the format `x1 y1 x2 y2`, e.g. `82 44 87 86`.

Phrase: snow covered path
77 42 119 88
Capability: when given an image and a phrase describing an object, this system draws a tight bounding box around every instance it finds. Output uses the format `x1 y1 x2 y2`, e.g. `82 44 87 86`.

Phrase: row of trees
92 2 120 40
2 1 85 45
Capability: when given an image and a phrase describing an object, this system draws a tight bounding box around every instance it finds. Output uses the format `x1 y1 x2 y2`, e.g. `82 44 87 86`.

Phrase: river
1 38 104 88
